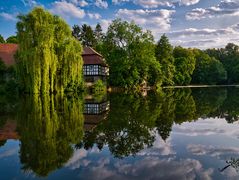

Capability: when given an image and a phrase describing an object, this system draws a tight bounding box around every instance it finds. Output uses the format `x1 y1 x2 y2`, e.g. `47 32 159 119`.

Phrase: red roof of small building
0 44 18 66
82 47 107 66
0 44 108 67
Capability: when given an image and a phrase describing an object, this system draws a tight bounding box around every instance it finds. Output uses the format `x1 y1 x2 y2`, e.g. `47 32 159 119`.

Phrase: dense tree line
72 19 237 88
0 34 18 43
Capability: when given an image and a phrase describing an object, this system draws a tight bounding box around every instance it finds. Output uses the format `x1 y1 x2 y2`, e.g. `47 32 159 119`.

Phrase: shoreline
163 85 239 89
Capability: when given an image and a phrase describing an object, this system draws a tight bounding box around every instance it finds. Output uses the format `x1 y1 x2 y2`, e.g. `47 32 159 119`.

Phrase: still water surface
1 88 239 179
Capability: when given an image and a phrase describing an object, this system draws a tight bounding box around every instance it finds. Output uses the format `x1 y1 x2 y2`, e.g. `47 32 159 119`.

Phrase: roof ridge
83 46 103 57
88 47 103 57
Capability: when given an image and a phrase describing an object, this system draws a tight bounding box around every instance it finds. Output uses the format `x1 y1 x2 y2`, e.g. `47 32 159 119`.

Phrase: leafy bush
93 79 106 94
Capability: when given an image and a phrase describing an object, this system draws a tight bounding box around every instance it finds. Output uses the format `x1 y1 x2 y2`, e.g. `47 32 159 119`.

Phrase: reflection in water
17 95 84 177
83 95 110 131
80 93 157 158
1 88 239 178
219 158 239 172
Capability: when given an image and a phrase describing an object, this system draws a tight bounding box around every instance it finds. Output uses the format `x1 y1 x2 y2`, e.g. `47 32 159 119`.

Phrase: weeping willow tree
16 7 83 94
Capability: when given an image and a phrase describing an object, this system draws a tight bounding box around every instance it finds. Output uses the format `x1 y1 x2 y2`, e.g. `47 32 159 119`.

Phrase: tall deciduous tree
16 7 84 94
220 43 239 84
94 23 104 42
94 23 105 52
173 46 196 85
72 24 96 47
192 49 227 85
155 35 175 86
102 19 162 88
206 43 239 84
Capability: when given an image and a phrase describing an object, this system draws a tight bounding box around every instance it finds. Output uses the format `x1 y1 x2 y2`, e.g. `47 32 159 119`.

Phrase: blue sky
1 0 239 48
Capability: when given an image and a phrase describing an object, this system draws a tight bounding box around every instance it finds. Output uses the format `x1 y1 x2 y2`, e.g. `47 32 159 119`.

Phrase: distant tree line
0 34 18 43
72 19 238 88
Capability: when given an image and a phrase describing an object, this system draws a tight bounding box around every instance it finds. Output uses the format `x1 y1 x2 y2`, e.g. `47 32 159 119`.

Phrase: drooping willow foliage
16 7 83 94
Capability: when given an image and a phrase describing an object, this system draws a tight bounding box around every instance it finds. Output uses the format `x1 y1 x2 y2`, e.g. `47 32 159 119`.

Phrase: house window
83 65 100 76
84 104 100 114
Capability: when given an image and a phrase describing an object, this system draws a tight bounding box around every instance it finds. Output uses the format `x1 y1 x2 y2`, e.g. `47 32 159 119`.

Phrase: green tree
206 43 239 84
6 35 18 43
0 34 5 43
192 49 227 85
94 23 105 52
155 34 175 86
101 19 162 88
219 43 239 84
173 46 196 85
72 24 96 47
94 23 104 43
16 7 84 94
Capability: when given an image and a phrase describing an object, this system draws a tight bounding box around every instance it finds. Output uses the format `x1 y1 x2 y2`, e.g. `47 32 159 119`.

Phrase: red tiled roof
83 47 103 57
0 44 108 67
82 47 107 66
0 44 19 66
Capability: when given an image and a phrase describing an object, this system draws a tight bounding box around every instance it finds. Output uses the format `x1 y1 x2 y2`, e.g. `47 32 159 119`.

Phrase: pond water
1 87 239 179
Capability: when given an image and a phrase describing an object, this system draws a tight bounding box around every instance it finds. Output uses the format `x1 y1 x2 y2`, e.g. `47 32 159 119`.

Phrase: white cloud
137 134 175 156
167 23 239 48
168 27 235 38
187 144 239 157
88 12 101 19
21 0 37 7
180 0 200 6
51 1 85 19
100 19 112 32
65 149 88 169
112 0 130 5
113 0 200 8
173 118 239 136
69 0 89 7
0 12 17 21
95 0 108 9
71 153 214 180
0 148 18 159
116 9 175 37
186 0 239 20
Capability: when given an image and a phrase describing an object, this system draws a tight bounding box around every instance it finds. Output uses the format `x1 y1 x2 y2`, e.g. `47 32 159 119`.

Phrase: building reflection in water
83 95 110 131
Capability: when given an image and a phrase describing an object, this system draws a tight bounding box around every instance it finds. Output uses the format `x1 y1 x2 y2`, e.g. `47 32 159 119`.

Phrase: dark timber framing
82 47 109 83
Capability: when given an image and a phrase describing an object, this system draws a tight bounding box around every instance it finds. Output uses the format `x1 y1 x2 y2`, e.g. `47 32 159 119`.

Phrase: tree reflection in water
1 87 239 177
17 94 84 177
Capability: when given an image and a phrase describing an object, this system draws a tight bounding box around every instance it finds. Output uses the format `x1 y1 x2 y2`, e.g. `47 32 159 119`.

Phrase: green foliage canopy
192 49 227 85
155 34 175 86
72 24 96 47
101 19 162 88
6 35 18 43
16 7 83 94
173 46 196 85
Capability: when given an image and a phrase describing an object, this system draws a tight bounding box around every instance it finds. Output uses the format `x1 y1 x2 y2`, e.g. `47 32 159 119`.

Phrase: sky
1 0 239 49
